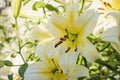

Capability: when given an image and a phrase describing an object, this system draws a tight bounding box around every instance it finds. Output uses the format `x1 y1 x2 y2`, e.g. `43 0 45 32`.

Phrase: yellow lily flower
90 0 120 14
45 4 100 62
24 46 89 80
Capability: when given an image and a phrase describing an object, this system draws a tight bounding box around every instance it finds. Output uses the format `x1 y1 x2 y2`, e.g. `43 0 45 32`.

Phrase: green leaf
23 0 30 5
0 60 4 68
45 4 59 13
18 63 28 78
4 60 13 66
32 2 46 10
89 74 102 80
8 74 13 80
11 53 17 58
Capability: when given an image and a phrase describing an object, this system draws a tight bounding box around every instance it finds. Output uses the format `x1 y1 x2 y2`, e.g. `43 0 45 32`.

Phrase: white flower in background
24 46 89 80
20 0 44 19
99 11 120 54
90 0 120 14
30 25 53 44
43 4 100 62
0 0 5 8
0 66 10 80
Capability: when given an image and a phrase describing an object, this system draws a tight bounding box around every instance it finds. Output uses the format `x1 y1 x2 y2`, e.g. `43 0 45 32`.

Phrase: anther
98 8 105 10
99 12 104 14
60 37 66 41
61 69 63 74
75 47 77 52
72 39 75 42
104 2 107 6
107 3 112 8
55 41 63 48
65 47 71 53
64 35 69 38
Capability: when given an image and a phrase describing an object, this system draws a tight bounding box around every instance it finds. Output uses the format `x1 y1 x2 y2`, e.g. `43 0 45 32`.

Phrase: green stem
15 18 26 63
79 0 85 14
43 7 46 17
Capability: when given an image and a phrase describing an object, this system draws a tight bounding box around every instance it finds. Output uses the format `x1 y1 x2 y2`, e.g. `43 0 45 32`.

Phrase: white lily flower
90 0 120 14
99 11 120 54
24 45 89 80
100 26 120 54
44 4 100 62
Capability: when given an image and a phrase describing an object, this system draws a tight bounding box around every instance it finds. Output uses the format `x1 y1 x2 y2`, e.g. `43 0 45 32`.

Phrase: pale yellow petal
68 65 89 78
30 26 53 42
111 43 120 54
20 9 43 19
83 10 99 36
46 13 67 36
65 4 79 25
72 10 98 34
24 62 53 80
80 39 101 62
59 48 79 74
106 10 120 25
100 26 120 43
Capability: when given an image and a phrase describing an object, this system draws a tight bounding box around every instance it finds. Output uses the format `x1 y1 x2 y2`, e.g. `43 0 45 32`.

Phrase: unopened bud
11 0 22 18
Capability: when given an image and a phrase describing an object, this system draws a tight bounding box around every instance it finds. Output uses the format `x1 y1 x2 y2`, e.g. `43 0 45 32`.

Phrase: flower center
54 29 78 53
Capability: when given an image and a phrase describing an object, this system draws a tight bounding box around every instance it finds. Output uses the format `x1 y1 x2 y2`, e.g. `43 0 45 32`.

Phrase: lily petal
45 37 61 58
83 10 99 36
100 26 120 43
24 62 53 80
68 65 89 78
47 13 67 36
72 10 98 34
30 26 53 42
106 10 120 25
65 4 79 25
59 47 79 74
111 43 120 54
80 39 100 62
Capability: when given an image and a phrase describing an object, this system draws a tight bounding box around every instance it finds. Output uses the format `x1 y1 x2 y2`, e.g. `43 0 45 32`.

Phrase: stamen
104 2 112 8
60 69 63 74
98 8 105 10
60 37 66 41
104 2 107 6
55 41 63 48
75 47 77 52
72 39 75 42
64 35 69 38
99 12 104 14
107 3 112 8
65 47 71 53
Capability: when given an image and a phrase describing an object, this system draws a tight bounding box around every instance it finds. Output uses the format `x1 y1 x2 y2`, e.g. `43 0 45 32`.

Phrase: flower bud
11 0 22 18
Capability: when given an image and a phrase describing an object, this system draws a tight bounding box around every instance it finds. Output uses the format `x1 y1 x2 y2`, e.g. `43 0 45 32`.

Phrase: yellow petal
111 0 120 10
65 4 79 25
24 62 53 80
47 13 67 36
30 26 53 42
